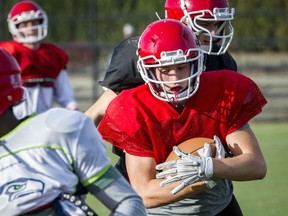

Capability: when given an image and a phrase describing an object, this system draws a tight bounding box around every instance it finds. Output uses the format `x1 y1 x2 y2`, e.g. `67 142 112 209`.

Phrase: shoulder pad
44 108 86 133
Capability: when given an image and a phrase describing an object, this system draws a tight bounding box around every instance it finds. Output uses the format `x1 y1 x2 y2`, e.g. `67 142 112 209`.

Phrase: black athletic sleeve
204 44 238 72
99 36 145 94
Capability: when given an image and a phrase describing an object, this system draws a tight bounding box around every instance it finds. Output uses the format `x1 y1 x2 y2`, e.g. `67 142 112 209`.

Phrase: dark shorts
216 194 243 216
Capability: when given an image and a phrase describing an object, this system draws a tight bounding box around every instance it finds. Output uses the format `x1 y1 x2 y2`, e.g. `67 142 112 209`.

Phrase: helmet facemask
181 6 234 55
138 48 203 103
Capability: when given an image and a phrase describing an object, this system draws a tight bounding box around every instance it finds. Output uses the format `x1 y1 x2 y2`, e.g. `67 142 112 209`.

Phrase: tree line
0 0 287 52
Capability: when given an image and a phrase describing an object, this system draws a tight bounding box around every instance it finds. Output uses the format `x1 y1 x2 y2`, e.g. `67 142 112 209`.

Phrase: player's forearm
88 167 147 215
85 104 103 126
85 89 117 126
212 154 267 181
132 179 180 208
132 178 206 208
213 126 267 181
103 176 147 215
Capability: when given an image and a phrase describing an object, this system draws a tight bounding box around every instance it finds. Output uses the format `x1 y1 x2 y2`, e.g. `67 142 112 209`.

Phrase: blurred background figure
0 0 79 114
122 23 135 39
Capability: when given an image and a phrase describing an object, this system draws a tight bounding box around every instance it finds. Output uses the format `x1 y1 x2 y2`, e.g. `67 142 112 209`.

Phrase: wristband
204 157 213 178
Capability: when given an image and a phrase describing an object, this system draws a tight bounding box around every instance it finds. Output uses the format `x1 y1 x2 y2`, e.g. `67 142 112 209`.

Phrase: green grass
233 122 288 216
86 122 288 216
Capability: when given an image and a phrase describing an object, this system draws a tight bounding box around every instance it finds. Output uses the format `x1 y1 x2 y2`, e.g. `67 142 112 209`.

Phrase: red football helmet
137 19 203 102
7 1 48 43
0 49 24 114
165 0 235 55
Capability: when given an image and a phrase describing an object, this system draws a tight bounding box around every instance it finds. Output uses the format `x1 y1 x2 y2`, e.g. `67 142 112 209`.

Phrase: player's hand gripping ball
156 136 225 195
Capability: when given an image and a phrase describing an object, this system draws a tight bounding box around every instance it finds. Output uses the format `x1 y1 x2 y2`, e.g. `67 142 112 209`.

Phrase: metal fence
0 4 287 120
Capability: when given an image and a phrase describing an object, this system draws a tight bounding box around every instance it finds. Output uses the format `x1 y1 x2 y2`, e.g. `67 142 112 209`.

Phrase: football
164 137 217 194
166 137 216 161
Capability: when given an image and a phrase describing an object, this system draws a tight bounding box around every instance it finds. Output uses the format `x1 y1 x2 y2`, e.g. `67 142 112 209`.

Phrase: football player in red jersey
0 1 79 114
86 0 238 183
98 19 267 215
86 0 237 125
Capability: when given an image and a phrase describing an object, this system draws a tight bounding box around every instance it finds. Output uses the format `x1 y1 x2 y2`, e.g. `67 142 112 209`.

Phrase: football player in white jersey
0 48 147 216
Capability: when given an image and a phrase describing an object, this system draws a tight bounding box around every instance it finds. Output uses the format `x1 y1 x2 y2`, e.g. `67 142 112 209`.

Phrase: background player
0 0 79 114
97 19 267 215
0 48 147 215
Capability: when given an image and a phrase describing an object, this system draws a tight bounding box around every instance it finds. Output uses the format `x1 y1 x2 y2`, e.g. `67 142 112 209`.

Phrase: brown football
166 137 216 161
164 137 216 194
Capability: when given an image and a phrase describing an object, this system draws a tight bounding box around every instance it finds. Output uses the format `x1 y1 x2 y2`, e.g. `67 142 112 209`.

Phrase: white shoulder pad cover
43 108 85 133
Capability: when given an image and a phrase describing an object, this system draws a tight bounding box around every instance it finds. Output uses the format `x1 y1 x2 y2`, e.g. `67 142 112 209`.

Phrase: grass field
234 122 288 216
86 122 288 216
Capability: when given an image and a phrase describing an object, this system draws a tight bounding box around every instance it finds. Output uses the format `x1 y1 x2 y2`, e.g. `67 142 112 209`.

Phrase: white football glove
156 143 214 195
214 135 226 159
156 136 225 195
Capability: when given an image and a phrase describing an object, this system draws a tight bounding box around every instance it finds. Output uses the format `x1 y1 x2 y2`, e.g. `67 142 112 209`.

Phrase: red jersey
98 70 267 164
0 41 68 81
